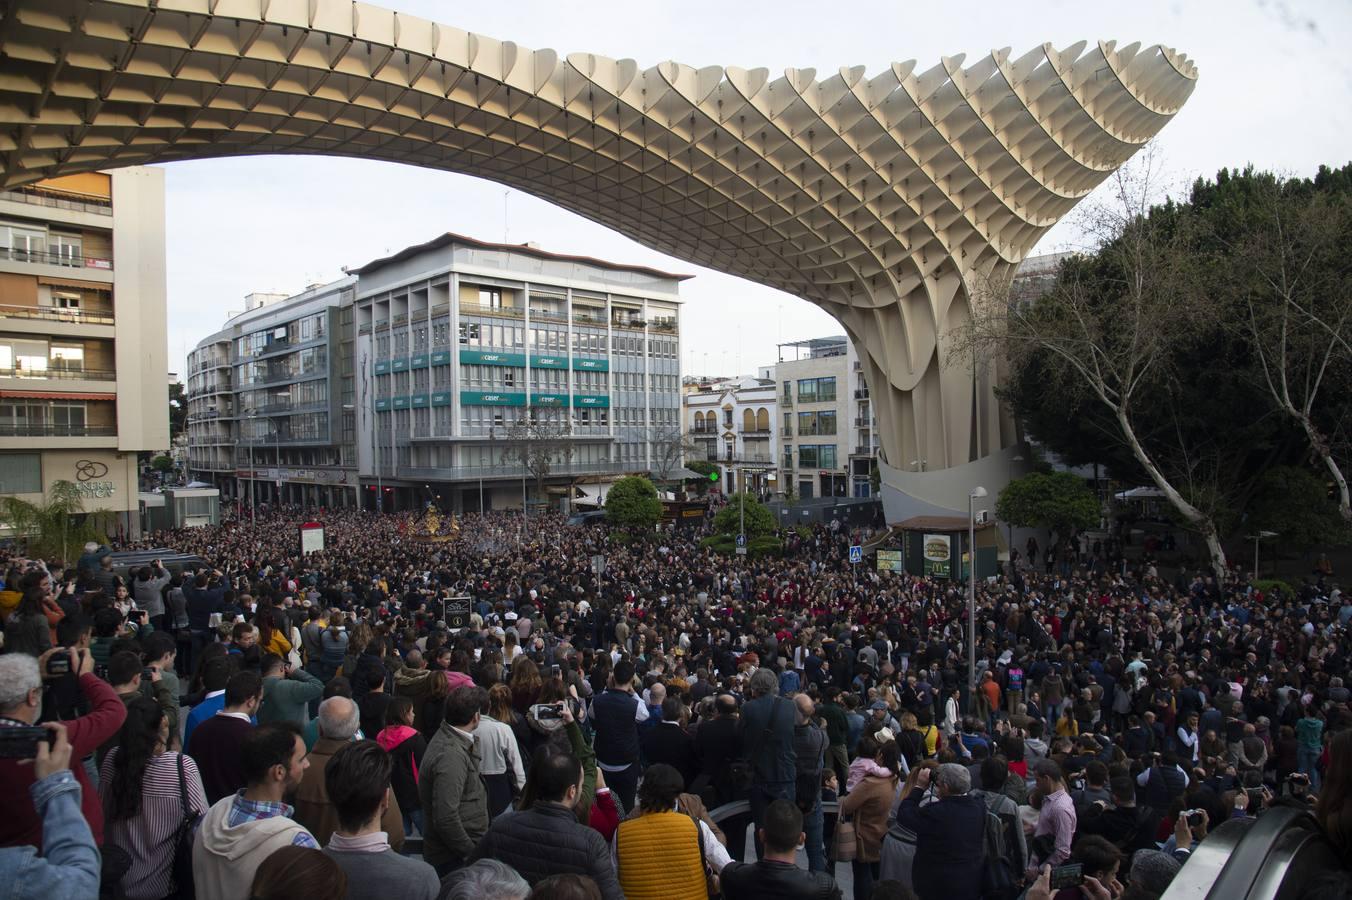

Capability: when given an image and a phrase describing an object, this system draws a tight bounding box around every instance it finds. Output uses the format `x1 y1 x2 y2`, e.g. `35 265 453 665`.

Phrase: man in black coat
694 694 743 805
895 763 987 900
641 696 698 788
721 800 840 900
471 751 621 900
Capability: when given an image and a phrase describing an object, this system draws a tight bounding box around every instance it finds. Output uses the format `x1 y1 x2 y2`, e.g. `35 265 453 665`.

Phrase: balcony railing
0 367 116 381
853 445 877 455
649 320 678 334
572 311 607 326
0 187 113 215
460 302 524 319
781 396 793 407
854 388 870 399
0 423 116 437
781 426 793 437
529 307 569 324
854 417 875 427
393 460 620 481
0 247 112 270
741 427 771 435
0 303 114 326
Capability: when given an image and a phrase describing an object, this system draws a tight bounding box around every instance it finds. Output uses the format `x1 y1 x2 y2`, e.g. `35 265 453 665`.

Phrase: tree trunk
1116 407 1228 577
1294 410 1352 522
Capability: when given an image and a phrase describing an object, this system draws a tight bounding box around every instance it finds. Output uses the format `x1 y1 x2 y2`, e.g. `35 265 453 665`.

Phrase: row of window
794 377 838 403
0 339 88 374
793 411 838 435
236 347 326 386
236 312 326 357
786 444 840 469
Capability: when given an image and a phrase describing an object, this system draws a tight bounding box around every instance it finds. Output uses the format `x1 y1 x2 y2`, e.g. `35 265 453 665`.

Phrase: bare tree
649 425 699 487
964 150 1230 576
499 406 574 509
1229 176 1352 521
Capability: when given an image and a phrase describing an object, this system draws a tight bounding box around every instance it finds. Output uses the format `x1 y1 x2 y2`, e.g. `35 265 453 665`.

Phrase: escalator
1163 808 1346 900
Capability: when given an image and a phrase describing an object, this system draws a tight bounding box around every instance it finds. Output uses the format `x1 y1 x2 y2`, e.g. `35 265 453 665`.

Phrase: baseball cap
869 700 889 711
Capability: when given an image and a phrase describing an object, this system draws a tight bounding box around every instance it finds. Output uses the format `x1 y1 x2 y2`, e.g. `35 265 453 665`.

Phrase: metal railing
0 246 112 269
572 311 607 326
459 302 524 319
740 427 772 435
392 460 619 480
854 388 870 399
0 187 112 215
0 367 116 381
0 423 116 437
529 307 569 323
0 303 114 325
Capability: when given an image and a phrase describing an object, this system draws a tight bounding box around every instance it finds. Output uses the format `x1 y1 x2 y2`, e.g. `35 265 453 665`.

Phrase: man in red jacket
0 646 127 848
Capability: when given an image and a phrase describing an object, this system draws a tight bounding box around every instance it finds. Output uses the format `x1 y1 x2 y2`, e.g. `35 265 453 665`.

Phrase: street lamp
1247 530 1278 578
968 485 988 713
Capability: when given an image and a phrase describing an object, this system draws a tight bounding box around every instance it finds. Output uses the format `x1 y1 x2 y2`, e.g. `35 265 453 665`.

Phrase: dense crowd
1 504 1350 900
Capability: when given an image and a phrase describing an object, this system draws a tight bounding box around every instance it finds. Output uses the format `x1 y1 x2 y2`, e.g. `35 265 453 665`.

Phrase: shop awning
0 390 112 400
36 275 111 292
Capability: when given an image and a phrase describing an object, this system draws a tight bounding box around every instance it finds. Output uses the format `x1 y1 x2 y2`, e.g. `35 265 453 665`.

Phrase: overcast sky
163 0 1352 378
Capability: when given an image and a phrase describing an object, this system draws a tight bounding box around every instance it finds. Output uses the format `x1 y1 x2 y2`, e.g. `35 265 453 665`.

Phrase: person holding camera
97 650 176 767
0 721 100 897
0 648 127 849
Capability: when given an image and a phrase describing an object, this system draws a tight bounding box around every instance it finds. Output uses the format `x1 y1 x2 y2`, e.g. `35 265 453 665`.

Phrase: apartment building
775 336 880 500
352 233 686 511
185 278 357 509
683 374 778 498
0 169 167 536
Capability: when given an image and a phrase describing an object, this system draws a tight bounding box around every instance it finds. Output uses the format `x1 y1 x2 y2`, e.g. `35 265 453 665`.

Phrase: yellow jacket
616 812 705 900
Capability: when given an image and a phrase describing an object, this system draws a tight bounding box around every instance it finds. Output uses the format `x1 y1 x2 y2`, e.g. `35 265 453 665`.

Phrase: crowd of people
0 503 1350 900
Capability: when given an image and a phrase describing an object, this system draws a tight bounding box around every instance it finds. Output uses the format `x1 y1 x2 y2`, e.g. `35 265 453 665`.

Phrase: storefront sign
531 355 568 370
572 357 609 371
572 394 610 407
459 350 526 366
460 391 527 406
923 533 951 578
877 549 904 573
75 480 116 498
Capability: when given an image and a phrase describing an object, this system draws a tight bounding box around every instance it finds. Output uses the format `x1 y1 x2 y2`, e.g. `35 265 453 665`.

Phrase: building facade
683 374 778 499
351 233 684 512
0 168 167 536
185 278 358 509
775 337 880 501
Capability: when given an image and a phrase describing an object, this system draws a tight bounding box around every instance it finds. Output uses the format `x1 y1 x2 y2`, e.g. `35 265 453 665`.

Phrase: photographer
0 721 100 896
0 648 126 848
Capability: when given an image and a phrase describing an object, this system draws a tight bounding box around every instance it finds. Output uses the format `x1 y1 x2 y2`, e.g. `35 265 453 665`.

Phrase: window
797 377 836 403
1 223 45 261
50 345 83 373
53 292 80 310
0 453 41 493
480 289 502 310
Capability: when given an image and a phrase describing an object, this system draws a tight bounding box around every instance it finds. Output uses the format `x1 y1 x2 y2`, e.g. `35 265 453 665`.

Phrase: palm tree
0 479 113 563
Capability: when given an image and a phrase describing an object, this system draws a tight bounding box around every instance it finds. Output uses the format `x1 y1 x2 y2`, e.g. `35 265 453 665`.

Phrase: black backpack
980 808 1019 900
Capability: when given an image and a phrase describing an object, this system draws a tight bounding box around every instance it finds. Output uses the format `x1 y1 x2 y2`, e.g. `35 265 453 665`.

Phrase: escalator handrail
1203 807 1323 900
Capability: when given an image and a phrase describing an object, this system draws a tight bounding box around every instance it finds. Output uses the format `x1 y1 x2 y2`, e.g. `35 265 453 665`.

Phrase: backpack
980 808 1019 900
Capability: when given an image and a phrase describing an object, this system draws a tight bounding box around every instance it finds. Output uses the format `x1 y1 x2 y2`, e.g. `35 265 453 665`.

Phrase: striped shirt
99 750 209 900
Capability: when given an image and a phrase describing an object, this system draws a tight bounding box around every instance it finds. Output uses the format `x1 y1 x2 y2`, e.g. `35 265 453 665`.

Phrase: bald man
292 696 405 849
793 692 831 872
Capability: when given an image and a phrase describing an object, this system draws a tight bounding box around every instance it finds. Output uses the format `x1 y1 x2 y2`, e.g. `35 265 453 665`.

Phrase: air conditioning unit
975 509 990 525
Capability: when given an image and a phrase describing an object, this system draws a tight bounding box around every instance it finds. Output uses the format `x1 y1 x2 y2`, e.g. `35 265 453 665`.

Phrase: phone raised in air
1050 864 1084 891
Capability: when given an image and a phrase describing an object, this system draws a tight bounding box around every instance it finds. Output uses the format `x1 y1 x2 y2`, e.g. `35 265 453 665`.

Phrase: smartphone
142 667 156 681
1050 864 1084 890
45 652 71 676
550 665 561 678
0 726 55 759
530 703 563 721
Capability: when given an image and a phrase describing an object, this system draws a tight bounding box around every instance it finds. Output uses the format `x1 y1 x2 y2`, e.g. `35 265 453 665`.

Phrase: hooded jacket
191 795 311 900
377 725 427 814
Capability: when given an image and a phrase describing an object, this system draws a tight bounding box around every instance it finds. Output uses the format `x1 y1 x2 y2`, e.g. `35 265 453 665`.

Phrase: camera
1183 809 1205 828
0 726 56 759
45 651 71 676
142 667 156 681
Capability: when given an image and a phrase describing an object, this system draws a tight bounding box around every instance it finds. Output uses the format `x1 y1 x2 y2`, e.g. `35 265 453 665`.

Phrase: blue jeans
401 808 424 853
749 783 794 859
1297 746 1322 790
605 762 640 816
803 799 826 873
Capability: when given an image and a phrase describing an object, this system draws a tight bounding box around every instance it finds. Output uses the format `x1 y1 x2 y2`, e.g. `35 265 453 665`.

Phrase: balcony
854 417 875 427
0 246 112 270
460 302 524 320
689 426 718 435
853 445 877 456
649 319 678 334
611 316 645 330
781 426 793 437
853 361 861 371
0 423 116 437
854 388 870 399
0 302 114 327
0 367 116 382
741 427 771 436
529 306 569 324
572 310 606 327
0 187 112 216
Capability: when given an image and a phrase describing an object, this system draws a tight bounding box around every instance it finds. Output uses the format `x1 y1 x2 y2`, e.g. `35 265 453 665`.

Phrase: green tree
996 472 1099 540
0 480 113 562
1248 466 1351 547
605 475 663 532
168 381 187 439
686 460 718 480
713 491 775 538
151 455 174 474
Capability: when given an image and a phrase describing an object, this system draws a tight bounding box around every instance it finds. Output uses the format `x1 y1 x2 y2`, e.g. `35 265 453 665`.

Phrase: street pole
968 485 987 714
968 491 975 713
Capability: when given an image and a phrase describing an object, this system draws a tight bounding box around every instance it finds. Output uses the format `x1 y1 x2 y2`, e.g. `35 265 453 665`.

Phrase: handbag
165 754 204 900
830 814 858 862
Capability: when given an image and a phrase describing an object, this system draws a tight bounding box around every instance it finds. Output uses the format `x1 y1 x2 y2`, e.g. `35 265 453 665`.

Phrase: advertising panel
922 533 952 578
